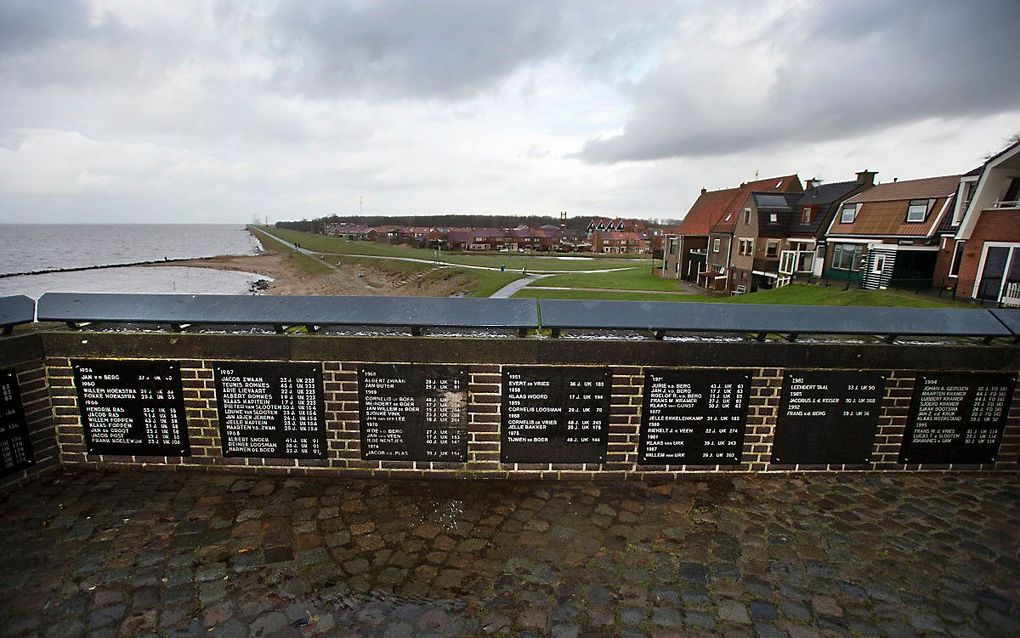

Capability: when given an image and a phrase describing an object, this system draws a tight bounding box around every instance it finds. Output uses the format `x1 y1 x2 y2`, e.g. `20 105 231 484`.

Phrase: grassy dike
259 226 640 272
255 226 522 297
257 229 333 275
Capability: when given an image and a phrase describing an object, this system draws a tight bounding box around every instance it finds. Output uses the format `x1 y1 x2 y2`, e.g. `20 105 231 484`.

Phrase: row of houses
324 220 657 254
662 140 1020 304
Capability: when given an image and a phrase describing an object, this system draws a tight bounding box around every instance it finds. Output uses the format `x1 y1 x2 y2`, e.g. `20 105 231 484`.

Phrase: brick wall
0 336 57 490
38 334 1020 479
956 210 1020 300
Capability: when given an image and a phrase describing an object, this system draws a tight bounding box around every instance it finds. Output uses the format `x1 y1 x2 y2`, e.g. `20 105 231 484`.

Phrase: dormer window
906 199 929 222
769 213 778 223
840 203 857 223
802 207 811 224
997 177 1020 208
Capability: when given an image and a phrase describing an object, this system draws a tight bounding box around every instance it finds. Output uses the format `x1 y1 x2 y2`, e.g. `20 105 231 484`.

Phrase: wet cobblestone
1 470 1018 637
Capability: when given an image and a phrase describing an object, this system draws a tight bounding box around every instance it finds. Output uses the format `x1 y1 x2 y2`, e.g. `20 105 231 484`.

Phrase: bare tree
984 133 1020 161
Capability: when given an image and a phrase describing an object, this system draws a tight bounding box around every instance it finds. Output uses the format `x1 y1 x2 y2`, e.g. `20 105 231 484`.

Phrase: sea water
0 224 265 298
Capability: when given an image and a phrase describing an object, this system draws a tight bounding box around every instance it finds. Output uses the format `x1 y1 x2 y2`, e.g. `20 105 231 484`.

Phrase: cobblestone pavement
1 471 1018 637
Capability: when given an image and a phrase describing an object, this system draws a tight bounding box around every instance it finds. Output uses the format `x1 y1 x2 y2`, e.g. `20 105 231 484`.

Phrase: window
832 243 864 271
949 241 964 277
840 204 857 223
802 207 811 224
743 208 751 225
769 213 778 223
766 240 778 258
906 199 929 222
737 238 754 255
713 238 720 253
872 253 886 274
999 177 1020 207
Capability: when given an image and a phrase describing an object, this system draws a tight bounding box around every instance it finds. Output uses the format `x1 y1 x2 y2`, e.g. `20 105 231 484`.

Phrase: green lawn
530 267 685 292
257 227 639 272
514 284 974 308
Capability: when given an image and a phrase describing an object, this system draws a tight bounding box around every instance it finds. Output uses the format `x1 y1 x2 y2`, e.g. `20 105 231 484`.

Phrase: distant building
591 231 649 254
324 224 376 240
587 218 646 235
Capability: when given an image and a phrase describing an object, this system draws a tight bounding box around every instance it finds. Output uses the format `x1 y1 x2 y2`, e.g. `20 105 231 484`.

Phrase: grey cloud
580 0 1020 163
268 0 564 100
0 0 121 56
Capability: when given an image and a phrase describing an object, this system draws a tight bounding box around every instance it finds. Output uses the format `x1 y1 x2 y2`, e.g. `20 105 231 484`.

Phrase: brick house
703 175 802 291
591 231 649 254
662 175 802 286
946 140 1020 304
728 172 877 292
824 174 961 289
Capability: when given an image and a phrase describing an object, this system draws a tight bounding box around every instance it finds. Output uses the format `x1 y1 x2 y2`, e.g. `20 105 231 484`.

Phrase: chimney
805 177 820 190
893 177 898 183
856 170 877 186
700 187 707 195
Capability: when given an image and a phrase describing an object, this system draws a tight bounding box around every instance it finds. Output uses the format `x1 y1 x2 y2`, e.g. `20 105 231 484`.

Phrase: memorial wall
26 331 1018 480
0 335 57 489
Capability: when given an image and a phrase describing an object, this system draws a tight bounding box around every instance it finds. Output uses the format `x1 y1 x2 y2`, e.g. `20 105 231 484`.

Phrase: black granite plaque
501 366 610 463
1 368 34 477
772 371 885 465
639 369 750 465
358 365 468 461
215 362 326 459
900 372 1015 464
73 360 189 456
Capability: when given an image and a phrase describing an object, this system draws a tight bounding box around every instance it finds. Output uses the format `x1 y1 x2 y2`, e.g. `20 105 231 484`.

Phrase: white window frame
840 204 857 224
872 253 887 274
712 238 720 253
906 199 929 223
765 240 778 258
802 207 811 224
743 208 751 225
971 241 1020 300
948 241 964 277
769 213 778 223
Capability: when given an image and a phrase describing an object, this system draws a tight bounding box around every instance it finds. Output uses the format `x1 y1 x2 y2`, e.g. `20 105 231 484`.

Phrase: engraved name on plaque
215 362 326 459
358 364 468 462
639 369 751 465
72 360 189 456
900 372 1015 464
772 371 885 465
501 366 610 464
1 368 34 477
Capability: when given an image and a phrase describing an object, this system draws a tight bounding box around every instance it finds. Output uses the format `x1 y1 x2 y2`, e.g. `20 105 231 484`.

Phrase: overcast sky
1 0 1018 224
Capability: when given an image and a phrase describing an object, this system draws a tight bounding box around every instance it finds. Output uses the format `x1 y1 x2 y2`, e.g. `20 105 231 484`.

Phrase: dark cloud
268 0 564 100
580 0 1020 163
0 0 120 56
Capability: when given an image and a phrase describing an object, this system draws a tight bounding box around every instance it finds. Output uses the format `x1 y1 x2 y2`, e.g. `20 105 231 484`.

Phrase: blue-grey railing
35 293 538 336
11 292 1020 343
540 299 1016 342
0 295 35 334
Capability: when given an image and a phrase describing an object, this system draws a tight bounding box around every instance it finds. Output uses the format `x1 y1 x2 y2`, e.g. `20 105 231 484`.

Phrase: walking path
2 469 1017 637
488 274 552 298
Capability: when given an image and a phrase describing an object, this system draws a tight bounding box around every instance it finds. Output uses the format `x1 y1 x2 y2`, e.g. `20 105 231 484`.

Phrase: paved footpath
1 471 1018 637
